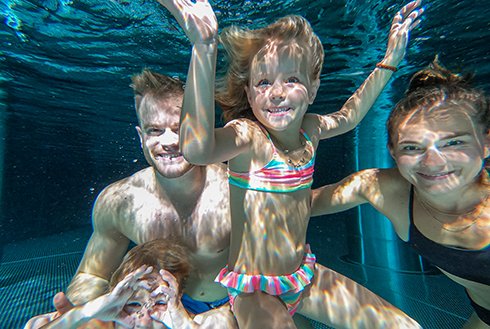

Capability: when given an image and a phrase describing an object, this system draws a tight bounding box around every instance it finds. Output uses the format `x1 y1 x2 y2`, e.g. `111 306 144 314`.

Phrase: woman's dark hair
387 55 489 149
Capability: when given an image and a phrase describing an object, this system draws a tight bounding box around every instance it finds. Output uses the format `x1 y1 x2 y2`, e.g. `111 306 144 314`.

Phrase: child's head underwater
108 239 192 329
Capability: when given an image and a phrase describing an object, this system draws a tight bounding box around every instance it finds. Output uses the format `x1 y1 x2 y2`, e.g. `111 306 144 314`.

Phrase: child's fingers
400 0 421 17
392 12 403 26
151 285 173 299
401 8 423 31
135 279 152 290
407 8 424 23
159 269 179 289
396 0 422 28
134 265 152 279
112 265 150 295
409 19 422 31
112 274 134 293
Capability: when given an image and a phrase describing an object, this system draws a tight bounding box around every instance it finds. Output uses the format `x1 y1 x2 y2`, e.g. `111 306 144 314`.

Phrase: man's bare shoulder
96 167 155 201
92 167 157 226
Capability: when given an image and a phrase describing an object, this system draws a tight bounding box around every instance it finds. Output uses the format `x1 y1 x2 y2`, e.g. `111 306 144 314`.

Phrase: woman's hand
157 0 218 45
381 0 424 68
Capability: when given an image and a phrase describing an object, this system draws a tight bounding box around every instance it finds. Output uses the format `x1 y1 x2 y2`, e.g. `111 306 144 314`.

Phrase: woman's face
116 273 170 329
391 104 489 196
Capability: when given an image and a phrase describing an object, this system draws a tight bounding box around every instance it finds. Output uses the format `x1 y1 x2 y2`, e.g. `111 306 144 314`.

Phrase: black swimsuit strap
409 185 415 226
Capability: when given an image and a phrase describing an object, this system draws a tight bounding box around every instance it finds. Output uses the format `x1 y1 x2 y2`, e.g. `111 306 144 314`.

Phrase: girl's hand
150 269 196 328
381 0 424 68
157 0 218 45
83 265 152 327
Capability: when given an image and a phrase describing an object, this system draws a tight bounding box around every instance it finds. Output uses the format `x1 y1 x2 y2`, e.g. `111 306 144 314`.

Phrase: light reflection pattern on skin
311 57 490 328
159 0 425 327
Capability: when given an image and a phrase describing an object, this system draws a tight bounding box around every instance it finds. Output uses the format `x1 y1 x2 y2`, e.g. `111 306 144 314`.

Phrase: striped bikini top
228 128 315 193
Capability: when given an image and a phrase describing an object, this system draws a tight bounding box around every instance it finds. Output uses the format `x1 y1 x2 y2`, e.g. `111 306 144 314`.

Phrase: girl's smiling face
245 41 319 131
391 104 489 196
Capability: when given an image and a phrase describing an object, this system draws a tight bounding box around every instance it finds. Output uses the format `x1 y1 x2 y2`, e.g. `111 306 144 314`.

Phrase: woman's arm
311 169 379 217
316 0 424 140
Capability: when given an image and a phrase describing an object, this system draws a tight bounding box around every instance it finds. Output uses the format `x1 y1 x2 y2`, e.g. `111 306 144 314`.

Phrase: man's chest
122 202 231 253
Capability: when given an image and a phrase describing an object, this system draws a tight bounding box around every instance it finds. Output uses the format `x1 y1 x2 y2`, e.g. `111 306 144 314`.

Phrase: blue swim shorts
181 293 230 315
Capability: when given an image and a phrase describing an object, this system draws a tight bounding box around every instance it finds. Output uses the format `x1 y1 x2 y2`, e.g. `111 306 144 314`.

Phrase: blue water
0 0 489 327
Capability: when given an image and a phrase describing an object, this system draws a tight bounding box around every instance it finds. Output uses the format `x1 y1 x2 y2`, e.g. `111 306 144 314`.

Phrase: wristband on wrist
376 62 398 72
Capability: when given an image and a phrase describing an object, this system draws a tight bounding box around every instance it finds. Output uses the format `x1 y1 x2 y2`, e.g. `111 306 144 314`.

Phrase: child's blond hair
216 15 324 122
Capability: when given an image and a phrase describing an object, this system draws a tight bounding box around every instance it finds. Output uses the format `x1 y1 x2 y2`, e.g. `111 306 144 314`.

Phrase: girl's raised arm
158 0 244 164
316 0 424 140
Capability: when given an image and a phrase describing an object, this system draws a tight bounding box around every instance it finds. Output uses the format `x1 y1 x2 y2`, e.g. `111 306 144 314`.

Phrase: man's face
136 95 194 179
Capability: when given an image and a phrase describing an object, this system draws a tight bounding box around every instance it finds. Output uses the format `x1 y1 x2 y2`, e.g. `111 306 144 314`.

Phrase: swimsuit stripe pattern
215 253 315 295
228 128 315 193
215 246 316 314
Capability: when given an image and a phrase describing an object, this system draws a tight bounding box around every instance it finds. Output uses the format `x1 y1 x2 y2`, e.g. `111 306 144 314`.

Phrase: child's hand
150 269 195 328
82 265 152 327
157 0 218 45
381 0 424 68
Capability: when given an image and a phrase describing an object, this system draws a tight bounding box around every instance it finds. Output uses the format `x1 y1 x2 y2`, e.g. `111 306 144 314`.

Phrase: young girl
312 57 489 329
159 0 423 328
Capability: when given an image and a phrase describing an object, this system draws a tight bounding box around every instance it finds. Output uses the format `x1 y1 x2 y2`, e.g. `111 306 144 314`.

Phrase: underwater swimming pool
0 225 473 328
1 0 488 327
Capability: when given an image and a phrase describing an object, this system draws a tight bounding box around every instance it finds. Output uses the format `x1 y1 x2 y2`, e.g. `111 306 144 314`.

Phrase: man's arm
66 186 130 305
23 185 131 327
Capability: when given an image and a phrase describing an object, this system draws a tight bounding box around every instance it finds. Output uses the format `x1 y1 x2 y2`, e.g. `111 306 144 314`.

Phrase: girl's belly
229 187 311 275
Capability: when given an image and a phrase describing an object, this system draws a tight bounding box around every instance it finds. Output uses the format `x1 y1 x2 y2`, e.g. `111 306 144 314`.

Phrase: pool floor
0 225 471 328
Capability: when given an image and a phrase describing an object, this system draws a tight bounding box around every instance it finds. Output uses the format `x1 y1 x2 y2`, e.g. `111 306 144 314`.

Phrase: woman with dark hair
312 57 490 328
